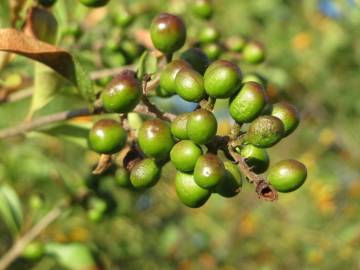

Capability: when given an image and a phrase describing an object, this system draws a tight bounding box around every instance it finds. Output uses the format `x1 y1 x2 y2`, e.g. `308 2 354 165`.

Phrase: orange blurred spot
318 128 336 147
348 180 360 198
69 227 89 241
71 115 92 123
198 252 217 269
292 32 312 51
238 213 257 236
177 260 193 270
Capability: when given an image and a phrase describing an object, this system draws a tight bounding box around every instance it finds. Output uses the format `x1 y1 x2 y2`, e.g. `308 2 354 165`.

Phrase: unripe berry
239 144 269 174
271 102 300 136
79 0 110 8
175 171 211 208
225 36 246 52
247 116 284 148
199 25 220 44
115 167 131 188
175 67 206 102
187 109 217 144
215 161 243 198
202 43 222 61
180 48 210 75
170 112 191 140
192 0 213 20
268 159 307 193
150 13 186 54
243 41 266 64
101 70 142 113
130 158 161 189
229 82 268 123
194 153 226 189
170 140 202 172
22 241 45 260
87 197 107 222
204 60 242 98
242 73 267 88
138 119 175 160
114 8 134 27
88 119 127 154
38 0 57 7
160 59 191 95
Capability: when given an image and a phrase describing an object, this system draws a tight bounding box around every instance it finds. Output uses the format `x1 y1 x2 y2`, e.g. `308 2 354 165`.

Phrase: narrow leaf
136 51 158 80
0 29 95 101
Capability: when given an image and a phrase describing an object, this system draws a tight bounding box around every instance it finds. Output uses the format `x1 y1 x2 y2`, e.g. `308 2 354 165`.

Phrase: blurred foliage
1 0 360 269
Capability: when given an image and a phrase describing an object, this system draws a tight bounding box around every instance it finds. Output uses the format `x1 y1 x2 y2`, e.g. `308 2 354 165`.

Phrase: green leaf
0 29 95 102
0 185 23 237
45 242 97 270
136 51 158 80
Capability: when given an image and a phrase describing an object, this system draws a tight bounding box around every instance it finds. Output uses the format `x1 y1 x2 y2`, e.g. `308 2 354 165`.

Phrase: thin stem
165 53 173 63
227 147 278 201
0 201 68 270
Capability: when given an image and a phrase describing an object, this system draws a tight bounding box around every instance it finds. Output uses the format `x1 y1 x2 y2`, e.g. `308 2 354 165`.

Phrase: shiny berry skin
202 43 222 61
160 59 191 95
130 158 161 189
180 48 210 75
170 112 191 140
243 41 266 64
229 82 268 123
88 119 127 154
187 109 217 144
204 60 242 98
79 0 110 8
225 36 246 52
170 140 202 172
271 102 300 137
247 116 285 148
215 161 243 198
175 171 211 208
138 119 175 160
175 68 206 102
268 159 307 193
239 144 269 174
194 153 226 189
199 25 220 44
115 167 131 188
38 0 57 7
192 0 213 20
150 13 186 54
101 70 142 113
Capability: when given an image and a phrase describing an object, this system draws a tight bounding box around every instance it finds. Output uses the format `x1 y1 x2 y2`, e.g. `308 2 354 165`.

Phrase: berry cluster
86 7 307 208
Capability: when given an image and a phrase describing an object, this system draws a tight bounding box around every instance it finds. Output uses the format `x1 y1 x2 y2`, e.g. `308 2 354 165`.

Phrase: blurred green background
1 0 360 269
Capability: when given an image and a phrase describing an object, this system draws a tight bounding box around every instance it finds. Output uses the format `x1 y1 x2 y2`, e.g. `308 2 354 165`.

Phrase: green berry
268 159 307 193
187 109 217 144
180 48 210 75
138 119 175 160
243 41 266 64
156 86 174 98
192 0 213 20
87 197 107 222
150 13 186 54
229 82 268 123
204 60 242 98
38 0 57 7
242 73 267 88
202 43 222 61
225 36 246 52
271 102 300 136
175 171 211 208
115 167 131 188
199 25 220 44
130 158 161 189
239 144 269 174
160 59 191 95
88 119 127 154
194 153 226 189
215 161 243 198
22 241 45 260
175 67 206 102
114 8 134 27
247 115 285 148
101 70 142 113
120 39 143 61
79 0 110 8
170 113 191 140
170 140 202 172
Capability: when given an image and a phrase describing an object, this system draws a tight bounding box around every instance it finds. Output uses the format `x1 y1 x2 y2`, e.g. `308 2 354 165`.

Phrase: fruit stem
165 53 173 63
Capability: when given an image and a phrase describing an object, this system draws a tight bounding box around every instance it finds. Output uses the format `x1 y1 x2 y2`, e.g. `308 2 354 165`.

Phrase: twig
228 146 278 201
89 65 134 81
0 201 68 270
